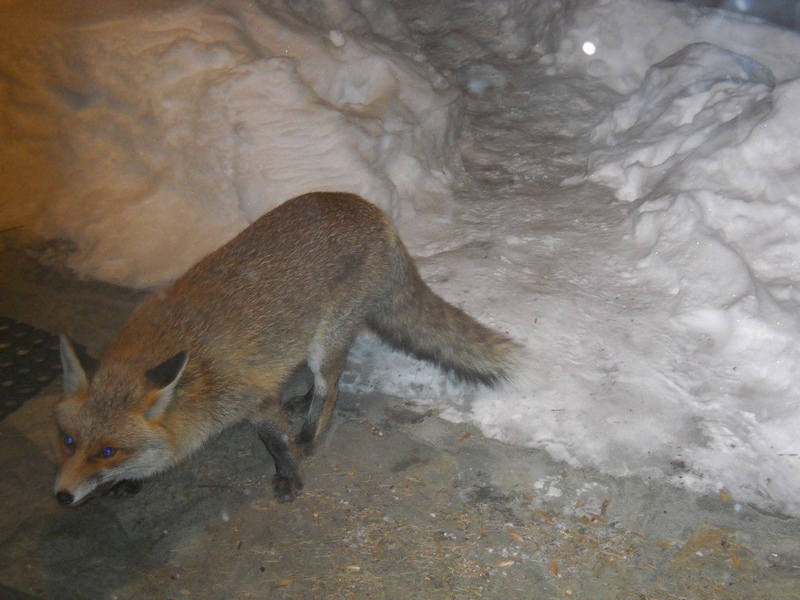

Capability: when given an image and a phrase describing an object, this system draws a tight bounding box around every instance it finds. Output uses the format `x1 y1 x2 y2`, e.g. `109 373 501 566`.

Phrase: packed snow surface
2 0 800 516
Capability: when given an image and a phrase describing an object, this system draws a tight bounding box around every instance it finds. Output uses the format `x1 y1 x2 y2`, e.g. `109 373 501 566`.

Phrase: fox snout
54 479 142 506
53 438 152 507
53 464 101 507
55 490 77 506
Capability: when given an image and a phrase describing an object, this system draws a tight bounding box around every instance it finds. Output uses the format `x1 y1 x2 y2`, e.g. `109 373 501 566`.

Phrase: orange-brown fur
55 192 522 506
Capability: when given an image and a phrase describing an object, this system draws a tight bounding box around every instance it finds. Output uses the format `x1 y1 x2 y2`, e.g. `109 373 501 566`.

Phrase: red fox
54 192 523 506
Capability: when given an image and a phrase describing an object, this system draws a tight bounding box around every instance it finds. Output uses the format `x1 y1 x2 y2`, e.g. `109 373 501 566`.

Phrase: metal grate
0 316 63 420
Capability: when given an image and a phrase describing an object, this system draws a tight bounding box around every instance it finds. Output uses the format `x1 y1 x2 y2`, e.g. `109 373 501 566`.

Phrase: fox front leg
251 404 303 502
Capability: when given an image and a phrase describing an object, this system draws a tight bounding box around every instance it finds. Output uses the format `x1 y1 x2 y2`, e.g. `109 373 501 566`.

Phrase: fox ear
144 351 189 421
60 335 90 397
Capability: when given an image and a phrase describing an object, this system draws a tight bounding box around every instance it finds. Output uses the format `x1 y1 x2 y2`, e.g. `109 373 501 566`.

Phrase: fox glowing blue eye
63 434 75 449
102 446 116 458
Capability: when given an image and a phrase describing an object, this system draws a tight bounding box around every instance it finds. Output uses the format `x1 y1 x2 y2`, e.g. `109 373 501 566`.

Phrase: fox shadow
0 373 316 600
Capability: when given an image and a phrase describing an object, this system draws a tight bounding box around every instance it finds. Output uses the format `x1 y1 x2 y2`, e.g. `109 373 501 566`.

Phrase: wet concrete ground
2 236 800 599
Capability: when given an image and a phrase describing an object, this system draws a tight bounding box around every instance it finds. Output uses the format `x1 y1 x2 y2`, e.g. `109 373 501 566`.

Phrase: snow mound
0 0 462 288
586 42 775 202
551 0 800 93
571 40 800 515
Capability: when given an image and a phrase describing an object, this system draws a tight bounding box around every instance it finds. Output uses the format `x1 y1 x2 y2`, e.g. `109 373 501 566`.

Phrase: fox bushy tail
368 246 522 387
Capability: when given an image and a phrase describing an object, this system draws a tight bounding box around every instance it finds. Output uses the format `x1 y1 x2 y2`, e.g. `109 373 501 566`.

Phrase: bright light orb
582 41 596 56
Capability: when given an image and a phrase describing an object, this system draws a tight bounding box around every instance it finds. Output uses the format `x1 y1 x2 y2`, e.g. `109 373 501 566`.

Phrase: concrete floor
2 233 800 599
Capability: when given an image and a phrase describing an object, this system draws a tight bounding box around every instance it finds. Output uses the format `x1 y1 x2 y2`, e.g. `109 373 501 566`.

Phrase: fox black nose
56 491 74 505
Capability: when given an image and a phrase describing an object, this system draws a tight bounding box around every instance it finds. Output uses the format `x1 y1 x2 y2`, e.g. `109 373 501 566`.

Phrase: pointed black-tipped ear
60 335 90 397
145 351 189 388
144 351 188 421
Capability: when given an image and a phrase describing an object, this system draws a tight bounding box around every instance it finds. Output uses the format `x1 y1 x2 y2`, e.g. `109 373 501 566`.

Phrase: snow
551 0 800 93
0 0 461 286
3 0 800 516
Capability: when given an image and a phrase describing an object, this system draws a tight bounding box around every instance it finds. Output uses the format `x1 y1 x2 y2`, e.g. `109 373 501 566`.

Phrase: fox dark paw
272 473 303 502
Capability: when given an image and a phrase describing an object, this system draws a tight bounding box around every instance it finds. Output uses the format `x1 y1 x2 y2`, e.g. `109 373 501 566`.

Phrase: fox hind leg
296 335 352 452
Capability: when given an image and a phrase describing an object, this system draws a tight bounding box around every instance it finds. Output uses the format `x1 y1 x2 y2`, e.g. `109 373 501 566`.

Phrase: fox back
55 192 522 506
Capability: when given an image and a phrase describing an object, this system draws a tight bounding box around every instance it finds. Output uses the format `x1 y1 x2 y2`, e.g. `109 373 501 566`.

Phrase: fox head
54 336 189 507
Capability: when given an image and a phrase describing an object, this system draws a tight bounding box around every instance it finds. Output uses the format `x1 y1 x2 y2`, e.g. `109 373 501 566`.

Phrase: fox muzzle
55 490 75 506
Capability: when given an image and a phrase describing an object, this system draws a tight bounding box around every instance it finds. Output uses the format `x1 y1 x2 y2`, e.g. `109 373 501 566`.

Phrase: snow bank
390 0 570 62
0 0 461 287
550 0 800 93
562 11 800 513
580 39 800 377
584 42 776 202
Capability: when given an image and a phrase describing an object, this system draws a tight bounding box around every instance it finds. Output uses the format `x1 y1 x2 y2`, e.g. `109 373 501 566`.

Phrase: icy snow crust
3 0 800 516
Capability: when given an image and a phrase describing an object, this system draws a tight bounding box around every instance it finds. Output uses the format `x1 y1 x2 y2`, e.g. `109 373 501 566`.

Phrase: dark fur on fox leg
294 386 318 452
256 420 304 502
